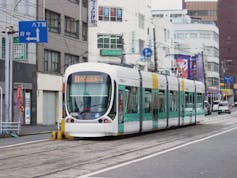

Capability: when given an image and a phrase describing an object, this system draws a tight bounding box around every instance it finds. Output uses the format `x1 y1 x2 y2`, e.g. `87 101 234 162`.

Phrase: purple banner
190 53 204 82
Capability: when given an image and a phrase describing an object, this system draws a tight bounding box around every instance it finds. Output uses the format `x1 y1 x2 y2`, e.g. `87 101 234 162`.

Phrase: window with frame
81 56 88 62
170 91 177 112
64 53 79 71
139 39 145 54
158 90 165 112
145 89 152 113
24 0 29 15
2 0 7 8
98 6 122 22
185 92 193 108
125 86 138 113
138 13 145 29
45 9 60 33
64 16 79 38
82 22 88 41
97 34 122 49
82 0 87 8
44 49 60 73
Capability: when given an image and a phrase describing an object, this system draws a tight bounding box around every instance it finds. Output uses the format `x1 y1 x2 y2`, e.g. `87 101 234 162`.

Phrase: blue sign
224 76 233 84
142 48 153 58
18 21 48 43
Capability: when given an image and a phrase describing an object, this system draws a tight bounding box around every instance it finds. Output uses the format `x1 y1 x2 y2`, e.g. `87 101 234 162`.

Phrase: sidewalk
20 125 58 136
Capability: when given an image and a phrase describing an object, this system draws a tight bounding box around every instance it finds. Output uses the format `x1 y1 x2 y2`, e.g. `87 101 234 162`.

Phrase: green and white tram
63 63 205 137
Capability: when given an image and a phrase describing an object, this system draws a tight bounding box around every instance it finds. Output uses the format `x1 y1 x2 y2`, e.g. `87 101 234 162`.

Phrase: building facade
88 0 153 70
0 1 37 125
36 0 88 125
184 1 218 24
218 0 237 104
174 23 219 102
152 9 220 103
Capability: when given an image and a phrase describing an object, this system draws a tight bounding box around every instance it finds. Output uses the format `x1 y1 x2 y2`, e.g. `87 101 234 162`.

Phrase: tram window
145 89 152 113
158 90 165 112
185 92 193 108
153 92 159 117
197 93 203 108
125 86 138 113
170 91 177 112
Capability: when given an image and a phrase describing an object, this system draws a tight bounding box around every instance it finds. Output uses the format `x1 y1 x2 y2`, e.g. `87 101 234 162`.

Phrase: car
204 101 212 115
212 100 220 112
218 101 231 114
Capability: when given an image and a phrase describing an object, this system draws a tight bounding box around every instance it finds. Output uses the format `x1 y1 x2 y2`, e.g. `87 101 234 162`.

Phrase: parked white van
212 100 220 112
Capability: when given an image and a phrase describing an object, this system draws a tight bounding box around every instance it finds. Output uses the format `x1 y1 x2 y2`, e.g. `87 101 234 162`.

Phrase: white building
88 0 154 70
174 22 219 102
0 1 36 64
0 1 37 125
152 18 175 75
152 9 220 102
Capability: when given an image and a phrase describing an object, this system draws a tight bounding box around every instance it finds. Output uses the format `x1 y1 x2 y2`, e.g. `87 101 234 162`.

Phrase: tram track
1 114 237 177
35 121 237 178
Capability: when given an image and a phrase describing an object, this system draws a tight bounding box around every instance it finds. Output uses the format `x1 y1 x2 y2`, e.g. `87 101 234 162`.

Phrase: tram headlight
98 117 111 123
66 117 74 123
103 118 109 123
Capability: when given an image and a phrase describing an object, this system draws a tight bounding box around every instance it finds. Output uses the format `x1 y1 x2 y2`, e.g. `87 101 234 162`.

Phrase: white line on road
78 126 237 178
0 139 49 149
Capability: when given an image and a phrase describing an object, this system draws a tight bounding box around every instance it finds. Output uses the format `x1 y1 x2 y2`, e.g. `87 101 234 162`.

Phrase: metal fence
0 122 21 136
0 87 21 136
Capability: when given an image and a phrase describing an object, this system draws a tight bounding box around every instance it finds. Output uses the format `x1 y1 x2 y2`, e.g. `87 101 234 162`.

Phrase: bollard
57 130 64 140
51 130 58 140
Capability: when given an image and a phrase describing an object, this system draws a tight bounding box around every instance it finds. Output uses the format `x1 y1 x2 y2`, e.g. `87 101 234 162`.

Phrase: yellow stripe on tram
152 73 158 89
181 79 185 91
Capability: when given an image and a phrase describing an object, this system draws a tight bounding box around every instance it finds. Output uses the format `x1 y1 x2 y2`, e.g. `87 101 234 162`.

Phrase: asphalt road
85 127 237 178
0 109 236 177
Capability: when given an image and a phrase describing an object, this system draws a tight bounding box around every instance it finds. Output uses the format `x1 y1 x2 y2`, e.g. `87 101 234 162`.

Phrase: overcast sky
151 0 218 10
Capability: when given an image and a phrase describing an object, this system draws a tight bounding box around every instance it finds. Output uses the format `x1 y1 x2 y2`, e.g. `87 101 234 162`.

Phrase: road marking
0 139 49 149
78 126 237 178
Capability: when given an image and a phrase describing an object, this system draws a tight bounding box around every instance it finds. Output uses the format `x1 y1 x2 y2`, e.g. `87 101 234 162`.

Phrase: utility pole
153 28 158 72
202 51 207 98
121 35 125 65
3 26 16 123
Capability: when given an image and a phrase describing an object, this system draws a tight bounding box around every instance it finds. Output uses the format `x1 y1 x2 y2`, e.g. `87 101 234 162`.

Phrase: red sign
17 86 24 112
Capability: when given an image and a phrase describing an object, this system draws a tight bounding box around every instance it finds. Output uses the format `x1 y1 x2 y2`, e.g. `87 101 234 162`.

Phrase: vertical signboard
25 92 31 125
2 37 27 61
175 54 190 78
89 0 97 27
190 53 204 82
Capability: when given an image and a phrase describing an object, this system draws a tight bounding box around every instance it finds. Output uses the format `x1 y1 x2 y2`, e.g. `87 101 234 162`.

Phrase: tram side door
181 91 185 125
152 90 159 129
118 86 125 133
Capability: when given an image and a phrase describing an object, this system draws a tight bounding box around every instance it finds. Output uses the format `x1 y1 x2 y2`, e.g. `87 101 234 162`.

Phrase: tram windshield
66 71 112 120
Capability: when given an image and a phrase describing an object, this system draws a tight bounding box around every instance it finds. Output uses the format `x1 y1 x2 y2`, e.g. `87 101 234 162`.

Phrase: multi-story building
218 0 237 104
88 0 153 70
174 22 219 102
152 9 220 103
36 0 88 125
0 1 37 124
184 1 218 24
152 16 175 74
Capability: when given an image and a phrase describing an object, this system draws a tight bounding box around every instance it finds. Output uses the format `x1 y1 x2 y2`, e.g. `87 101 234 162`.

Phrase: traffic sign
142 48 152 58
224 76 233 84
18 20 48 43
